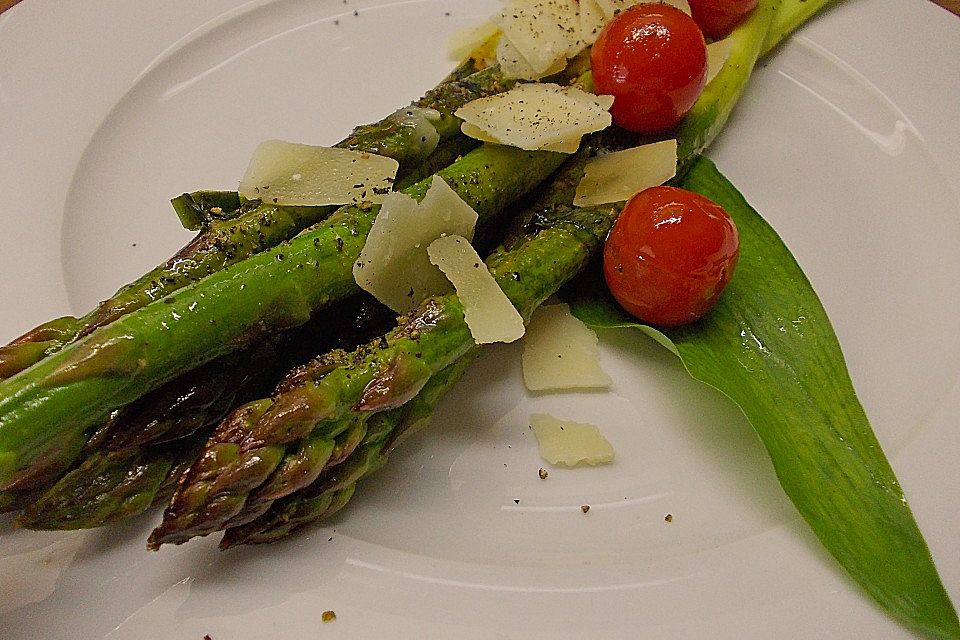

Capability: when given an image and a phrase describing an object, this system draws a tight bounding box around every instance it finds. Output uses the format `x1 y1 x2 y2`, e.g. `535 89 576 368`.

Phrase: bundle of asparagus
0 54 565 509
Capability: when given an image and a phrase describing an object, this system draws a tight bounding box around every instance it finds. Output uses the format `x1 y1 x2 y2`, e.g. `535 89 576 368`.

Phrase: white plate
0 0 958 638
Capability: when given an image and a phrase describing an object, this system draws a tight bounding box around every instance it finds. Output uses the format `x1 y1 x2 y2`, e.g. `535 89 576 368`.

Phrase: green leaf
563 156 960 639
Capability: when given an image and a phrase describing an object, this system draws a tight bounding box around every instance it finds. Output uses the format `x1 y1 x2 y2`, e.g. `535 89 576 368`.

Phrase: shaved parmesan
354 178 478 313
427 235 525 344
530 414 615 466
592 0 637 18
522 303 612 390
493 0 581 77
496 36 566 81
706 37 734 85
447 20 500 63
239 140 398 207
579 0 607 46
574 139 678 207
594 0 691 18
460 122 501 145
456 83 613 153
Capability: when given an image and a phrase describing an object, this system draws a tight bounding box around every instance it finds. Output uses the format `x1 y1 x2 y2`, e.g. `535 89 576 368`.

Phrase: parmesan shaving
239 140 398 206
460 122 501 145
574 139 678 207
427 235 525 344
706 37 734 85
594 0 691 18
496 36 566 81
492 0 581 77
456 83 613 153
521 303 612 390
530 414 615 466
447 20 500 63
578 0 607 47
354 178 478 313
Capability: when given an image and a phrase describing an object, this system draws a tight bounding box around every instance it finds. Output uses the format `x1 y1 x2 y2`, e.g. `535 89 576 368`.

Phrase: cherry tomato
687 0 759 40
591 3 707 134
603 185 739 327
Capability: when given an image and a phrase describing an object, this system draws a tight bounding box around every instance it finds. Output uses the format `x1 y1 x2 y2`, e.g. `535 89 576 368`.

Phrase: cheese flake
706 37 734 85
492 0 581 76
594 0 690 18
460 122 501 145
239 140 398 207
447 21 501 63
522 303 612 390
427 235 525 344
530 414 615 466
574 139 678 207
354 178 478 313
578 0 607 47
456 83 613 153
495 36 566 81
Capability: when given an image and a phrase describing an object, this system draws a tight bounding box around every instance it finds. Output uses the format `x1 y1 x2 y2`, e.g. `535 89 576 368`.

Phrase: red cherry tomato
591 4 707 134
687 0 759 40
603 185 739 327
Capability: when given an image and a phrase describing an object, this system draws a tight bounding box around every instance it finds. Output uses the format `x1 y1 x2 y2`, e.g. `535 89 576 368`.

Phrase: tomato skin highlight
603 186 739 327
687 0 759 40
590 4 708 134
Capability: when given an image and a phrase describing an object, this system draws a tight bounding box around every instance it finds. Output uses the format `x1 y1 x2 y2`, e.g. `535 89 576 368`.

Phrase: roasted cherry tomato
591 3 707 134
603 185 739 327
687 0 759 40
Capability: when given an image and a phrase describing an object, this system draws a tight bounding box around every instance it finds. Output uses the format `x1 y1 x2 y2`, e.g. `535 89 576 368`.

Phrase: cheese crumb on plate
530 413 615 466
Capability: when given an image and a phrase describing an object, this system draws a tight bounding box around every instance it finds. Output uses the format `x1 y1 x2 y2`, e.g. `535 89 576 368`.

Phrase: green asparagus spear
16 445 181 530
170 191 246 231
0 142 567 496
221 354 477 547
0 63 514 379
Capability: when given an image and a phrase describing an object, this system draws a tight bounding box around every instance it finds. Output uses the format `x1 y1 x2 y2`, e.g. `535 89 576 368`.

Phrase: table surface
0 0 958 14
